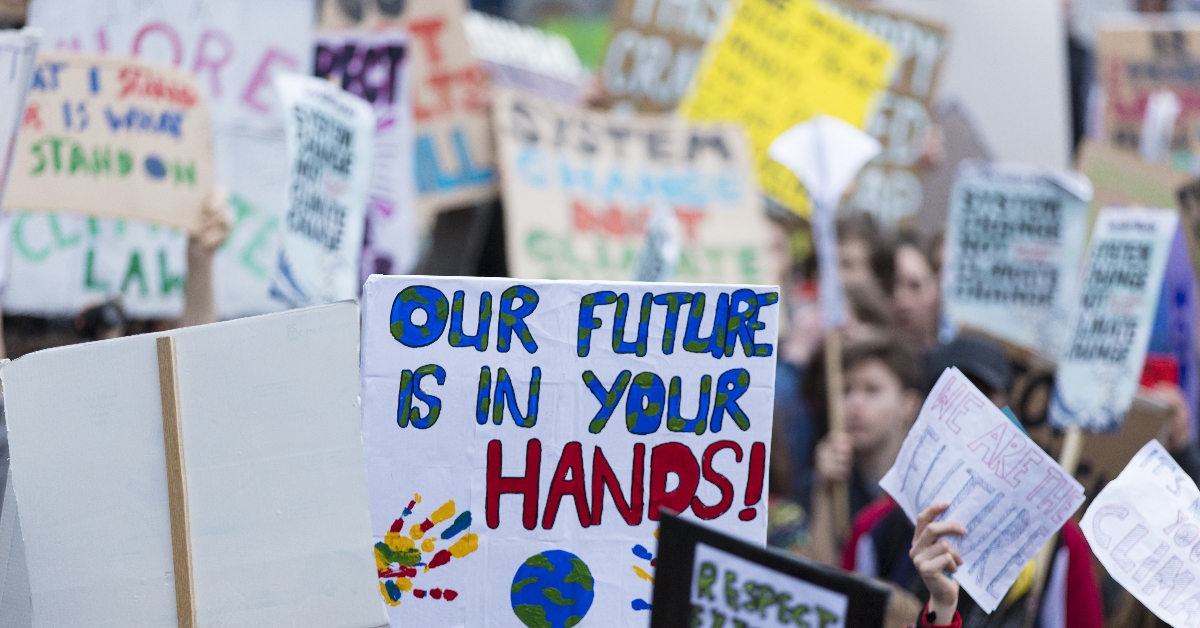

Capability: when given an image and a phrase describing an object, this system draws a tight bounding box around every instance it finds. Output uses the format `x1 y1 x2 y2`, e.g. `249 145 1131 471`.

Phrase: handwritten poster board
318 0 498 226
3 302 384 627
463 11 587 104
360 275 778 626
941 162 1092 360
314 32 419 279
493 89 773 284
1078 141 1189 223
0 29 39 205
1050 208 1180 432
270 74 374 308
1 212 188 319
3 52 214 232
1082 440 1200 628
602 0 722 112
832 5 948 225
679 0 896 218
879 367 1085 613
651 513 888 628
1097 15 1200 161
26 0 318 318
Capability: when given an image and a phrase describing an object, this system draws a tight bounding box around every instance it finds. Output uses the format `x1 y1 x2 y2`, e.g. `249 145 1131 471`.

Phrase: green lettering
12 214 51 262
29 142 46 175
158 250 184 296
92 146 111 175
117 150 133 176
174 161 196 186
120 251 148 297
724 570 739 611
68 142 89 174
815 606 839 628
84 248 109 291
48 136 64 173
696 561 717 601
50 214 81 248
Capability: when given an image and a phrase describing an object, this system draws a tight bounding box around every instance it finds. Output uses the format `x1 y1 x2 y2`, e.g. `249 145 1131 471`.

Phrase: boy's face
844 358 919 454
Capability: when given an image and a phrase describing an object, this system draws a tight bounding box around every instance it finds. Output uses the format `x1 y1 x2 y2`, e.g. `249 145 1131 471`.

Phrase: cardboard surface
679 0 896 218
2 302 385 627
360 275 778 626
494 89 774 284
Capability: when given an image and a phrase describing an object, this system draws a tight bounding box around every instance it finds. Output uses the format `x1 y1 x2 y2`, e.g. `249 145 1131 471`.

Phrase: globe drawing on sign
510 550 595 628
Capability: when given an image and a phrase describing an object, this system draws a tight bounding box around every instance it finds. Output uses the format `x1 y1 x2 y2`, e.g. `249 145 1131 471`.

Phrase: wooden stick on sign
157 336 197 628
824 330 851 538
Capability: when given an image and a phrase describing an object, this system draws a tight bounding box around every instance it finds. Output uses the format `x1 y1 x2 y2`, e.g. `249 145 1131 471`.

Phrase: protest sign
1 211 188 319
914 99 993 238
0 28 39 204
829 5 948 225
314 32 419 280
318 0 498 226
602 0 722 112
879 367 1086 613
3 302 384 627
463 11 588 104
941 162 1092 360
1082 440 1200 628
650 513 889 628
3 51 214 232
1176 177 1200 278
1079 142 1189 223
679 0 896 218
1146 227 1200 440
1049 208 1180 432
270 74 374 308
26 0 317 318
360 275 779 626
1097 16 1200 164
493 88 774 284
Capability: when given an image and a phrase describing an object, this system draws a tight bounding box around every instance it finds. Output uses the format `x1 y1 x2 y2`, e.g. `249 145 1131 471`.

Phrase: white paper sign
1050 208 1179 432
26 0 317 318
1082 440 1200 628
2 211 188 319
0 28 40 204
270 74 374 308
941 162 1092 359
2 302 384 627
691 542 849 628
879 367 1086 613
361 275 778 627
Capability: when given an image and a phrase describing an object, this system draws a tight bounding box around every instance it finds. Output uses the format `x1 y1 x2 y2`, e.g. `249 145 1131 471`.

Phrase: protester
838 212 895 296
893 237 942 353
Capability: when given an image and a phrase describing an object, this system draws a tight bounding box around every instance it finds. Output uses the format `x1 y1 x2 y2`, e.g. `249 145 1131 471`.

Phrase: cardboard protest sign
1049 208 1180 432
879 367 1086 613
602 0 722 112
360 275 778 626
651 513 889 628
678 0 896 218
493 89 774 284
3 51 214 232
463 11 588 104
1082 440 1200 628
26 0 318 318
830 5 948 225
2 302 384 627
1079 142 1189 223
1097 16 1200 163
1 212 188 319
270 74 374 308
318 0 498 226
314 32 419 280
941 162 1093 360
0 28 39 204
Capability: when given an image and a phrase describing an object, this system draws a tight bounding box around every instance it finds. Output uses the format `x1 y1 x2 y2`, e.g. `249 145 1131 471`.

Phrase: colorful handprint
375 494 479 606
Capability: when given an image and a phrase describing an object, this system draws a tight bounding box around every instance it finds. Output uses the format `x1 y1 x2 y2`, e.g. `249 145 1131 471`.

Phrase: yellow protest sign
680 0 896 218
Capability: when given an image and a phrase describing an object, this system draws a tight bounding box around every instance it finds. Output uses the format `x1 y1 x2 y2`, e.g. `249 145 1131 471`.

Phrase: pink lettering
132 22 184 67
240 48 299 115
192 29 234 98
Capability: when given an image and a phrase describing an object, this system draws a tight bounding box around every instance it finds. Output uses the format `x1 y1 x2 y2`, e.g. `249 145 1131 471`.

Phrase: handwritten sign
493 89 773 284
1082 440 1200 628
270 73 374 308
314 32 419 279
679 0 895 218
3 52 214 232
602 0 722 112
2 302 384 627
463 11 587 104
1 212 187 319
1050 208 1180 432
941 162 1092 360
360 275 778 626
1079 141 1189 221
650 513 888 628
832 5 948 225
0 28 39 204
879 367 1086 613
26 0 318 318
319 0 497 226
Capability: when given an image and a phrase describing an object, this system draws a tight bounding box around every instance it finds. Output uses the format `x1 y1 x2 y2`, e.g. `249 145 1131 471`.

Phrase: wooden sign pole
157 336 197 628
824 330 851 538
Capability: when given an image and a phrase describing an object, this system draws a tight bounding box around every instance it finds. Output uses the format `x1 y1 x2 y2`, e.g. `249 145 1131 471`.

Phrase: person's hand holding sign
910 503 964 627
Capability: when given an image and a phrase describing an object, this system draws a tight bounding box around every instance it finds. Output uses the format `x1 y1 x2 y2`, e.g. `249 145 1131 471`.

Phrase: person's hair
842 334 923 393
895 228 944 277
837 212 896 293
846 283 894 328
